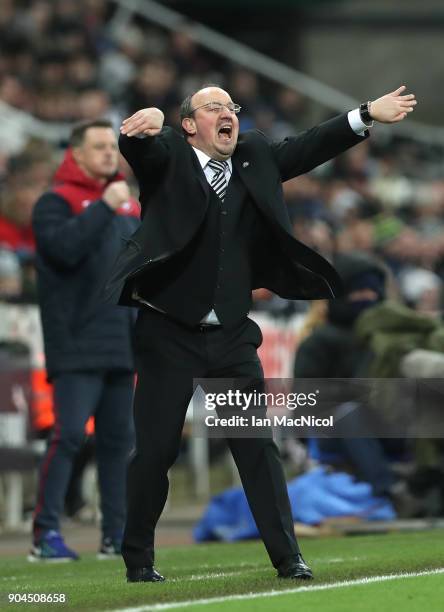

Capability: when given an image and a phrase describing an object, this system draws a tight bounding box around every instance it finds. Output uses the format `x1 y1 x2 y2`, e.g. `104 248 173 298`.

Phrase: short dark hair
69 119 114 147
180 83 222 121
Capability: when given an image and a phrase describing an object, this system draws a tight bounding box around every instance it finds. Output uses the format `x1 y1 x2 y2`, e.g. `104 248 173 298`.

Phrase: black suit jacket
104 113 368 306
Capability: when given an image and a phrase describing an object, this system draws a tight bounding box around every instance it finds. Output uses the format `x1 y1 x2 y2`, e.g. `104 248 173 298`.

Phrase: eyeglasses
189 101 242 114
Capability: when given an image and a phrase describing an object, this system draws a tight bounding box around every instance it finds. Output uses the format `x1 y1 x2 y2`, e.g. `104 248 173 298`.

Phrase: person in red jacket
29 119 140 562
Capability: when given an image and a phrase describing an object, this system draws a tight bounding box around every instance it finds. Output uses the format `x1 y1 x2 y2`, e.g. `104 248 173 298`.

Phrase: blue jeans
33 370 134 540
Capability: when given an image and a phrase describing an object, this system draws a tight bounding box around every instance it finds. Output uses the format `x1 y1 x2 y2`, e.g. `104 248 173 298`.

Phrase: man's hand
370 86 417 123
103 180 131 210
120 108 165 137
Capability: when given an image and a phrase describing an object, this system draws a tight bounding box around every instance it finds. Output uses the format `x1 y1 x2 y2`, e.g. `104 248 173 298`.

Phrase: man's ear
182 117 196 136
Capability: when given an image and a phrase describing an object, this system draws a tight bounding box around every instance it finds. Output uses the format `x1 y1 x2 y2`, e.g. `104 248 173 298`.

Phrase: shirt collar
192 146 232 173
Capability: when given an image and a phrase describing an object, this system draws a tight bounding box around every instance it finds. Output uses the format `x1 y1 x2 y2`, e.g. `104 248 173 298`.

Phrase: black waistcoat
135 169 256 327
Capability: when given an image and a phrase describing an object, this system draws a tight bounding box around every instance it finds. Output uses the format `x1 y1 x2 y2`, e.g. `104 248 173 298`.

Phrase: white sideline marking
115 567 444 612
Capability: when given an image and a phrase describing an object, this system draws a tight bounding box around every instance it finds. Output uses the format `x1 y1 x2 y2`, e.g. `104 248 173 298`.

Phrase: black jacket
33 151 140 379
105 114 367 308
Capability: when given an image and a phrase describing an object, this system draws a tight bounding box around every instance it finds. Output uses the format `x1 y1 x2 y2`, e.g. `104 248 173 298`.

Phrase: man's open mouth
218 125 232 141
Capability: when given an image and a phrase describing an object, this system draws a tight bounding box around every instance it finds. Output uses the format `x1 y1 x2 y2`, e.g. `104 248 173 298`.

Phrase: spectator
399 267 442 316
29 119 139 561
293 251 411 511
372 214 421 278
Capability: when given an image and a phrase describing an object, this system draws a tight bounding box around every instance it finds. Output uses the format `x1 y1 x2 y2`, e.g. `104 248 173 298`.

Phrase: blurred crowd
1 0 444 524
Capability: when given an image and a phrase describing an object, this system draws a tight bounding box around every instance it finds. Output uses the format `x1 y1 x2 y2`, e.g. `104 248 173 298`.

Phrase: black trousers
122 307 300 569
33 371 134 540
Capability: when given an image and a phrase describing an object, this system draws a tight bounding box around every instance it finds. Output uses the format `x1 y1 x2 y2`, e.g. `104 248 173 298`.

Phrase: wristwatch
359 101 374 127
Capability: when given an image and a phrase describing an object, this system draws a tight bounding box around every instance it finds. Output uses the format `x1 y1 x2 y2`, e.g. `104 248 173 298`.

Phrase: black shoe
126 567 165 583
97 536 122 560
277 554 313 580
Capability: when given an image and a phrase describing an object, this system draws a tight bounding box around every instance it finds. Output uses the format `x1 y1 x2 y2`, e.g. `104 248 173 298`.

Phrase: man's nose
219 106 232 119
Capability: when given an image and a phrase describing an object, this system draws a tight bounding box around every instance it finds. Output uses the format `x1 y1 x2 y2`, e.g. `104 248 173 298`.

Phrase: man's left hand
370 85 417 123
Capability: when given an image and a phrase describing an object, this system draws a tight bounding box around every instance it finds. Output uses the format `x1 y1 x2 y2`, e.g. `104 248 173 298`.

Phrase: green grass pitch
1 530 443 611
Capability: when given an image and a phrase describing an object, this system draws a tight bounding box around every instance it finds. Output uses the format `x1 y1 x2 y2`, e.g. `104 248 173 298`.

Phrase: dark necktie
207 159 228 201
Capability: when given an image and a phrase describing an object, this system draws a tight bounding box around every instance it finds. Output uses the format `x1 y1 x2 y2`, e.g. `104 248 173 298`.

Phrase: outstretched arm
272 85 417 182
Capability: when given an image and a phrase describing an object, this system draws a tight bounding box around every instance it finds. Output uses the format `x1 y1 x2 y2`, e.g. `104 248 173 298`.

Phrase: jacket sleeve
119 128 170 186
270 113 368 183
32 192 115 268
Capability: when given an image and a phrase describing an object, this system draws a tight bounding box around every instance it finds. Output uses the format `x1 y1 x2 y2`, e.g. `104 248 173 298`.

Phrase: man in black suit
106 84 416 582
